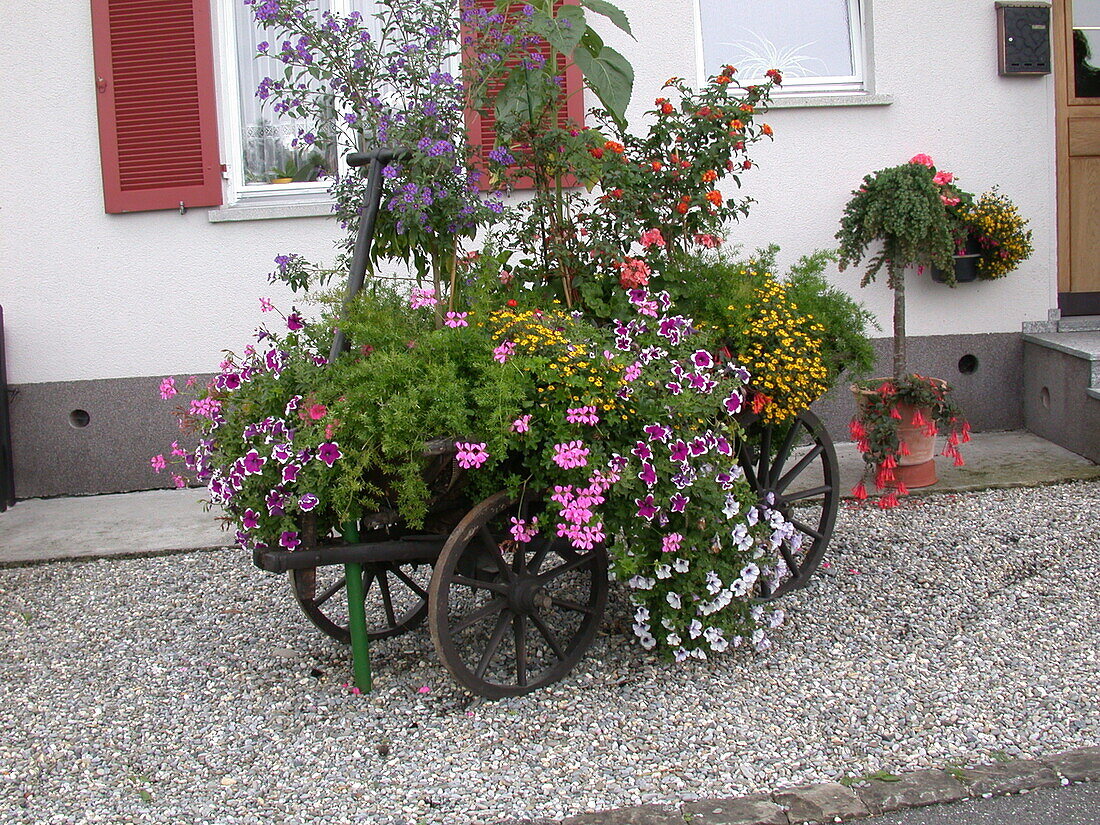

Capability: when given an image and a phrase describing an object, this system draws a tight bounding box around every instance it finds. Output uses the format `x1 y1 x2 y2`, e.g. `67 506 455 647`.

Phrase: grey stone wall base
849 769 968 815
682 795 787 825
773 782 870 823
495 747 1100 825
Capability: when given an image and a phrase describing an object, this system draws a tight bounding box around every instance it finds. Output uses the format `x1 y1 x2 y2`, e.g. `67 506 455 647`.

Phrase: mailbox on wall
996 1 1052 75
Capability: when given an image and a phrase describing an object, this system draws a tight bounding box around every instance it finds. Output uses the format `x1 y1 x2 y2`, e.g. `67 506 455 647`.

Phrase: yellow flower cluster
488 308 623 412
730 276 829 423
960 189 1033 280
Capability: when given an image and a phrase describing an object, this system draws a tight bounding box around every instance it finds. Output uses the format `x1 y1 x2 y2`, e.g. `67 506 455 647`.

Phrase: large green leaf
495 63 547 132
579 0 632 37
578 25 604 58
573 44 633 126
534 4 587 56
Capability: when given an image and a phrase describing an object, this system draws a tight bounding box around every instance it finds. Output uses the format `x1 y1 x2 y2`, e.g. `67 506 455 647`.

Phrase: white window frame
215 0 372 206
692 0 869 96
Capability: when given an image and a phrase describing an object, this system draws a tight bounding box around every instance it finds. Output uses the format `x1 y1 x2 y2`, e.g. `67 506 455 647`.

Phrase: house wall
0 0 1058 498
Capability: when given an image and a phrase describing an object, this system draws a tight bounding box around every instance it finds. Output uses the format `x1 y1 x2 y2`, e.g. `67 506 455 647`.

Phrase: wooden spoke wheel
428 490 608 698
290 559 430 643
737 409 839 600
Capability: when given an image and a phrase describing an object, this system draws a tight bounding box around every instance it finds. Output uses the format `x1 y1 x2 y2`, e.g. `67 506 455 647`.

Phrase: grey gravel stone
854 770 967 815
1 481 1098 824
1041 747 1100 782
773 782 870 823
953 759 1061 796
560 804 682 824
683 794 787 824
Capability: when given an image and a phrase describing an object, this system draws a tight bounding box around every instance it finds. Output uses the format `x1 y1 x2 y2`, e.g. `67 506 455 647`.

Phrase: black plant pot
931 237 982 284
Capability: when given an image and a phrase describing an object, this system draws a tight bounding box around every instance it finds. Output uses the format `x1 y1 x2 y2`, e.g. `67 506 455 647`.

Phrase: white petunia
666 592 682 609
634 606 650 623
769 608 786 628
674 647 690 663
667 633 682 646
672 557 690 573
688 619 703 639
655 564 672 579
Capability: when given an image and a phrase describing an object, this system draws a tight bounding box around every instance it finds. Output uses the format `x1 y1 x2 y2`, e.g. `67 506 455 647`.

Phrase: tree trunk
892 267 907 379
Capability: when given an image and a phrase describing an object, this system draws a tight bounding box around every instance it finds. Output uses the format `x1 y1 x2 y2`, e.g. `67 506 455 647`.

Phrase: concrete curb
495 747 1100 825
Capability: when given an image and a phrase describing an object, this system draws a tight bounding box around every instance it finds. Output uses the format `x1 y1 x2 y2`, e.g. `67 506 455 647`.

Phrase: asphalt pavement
860 782 1100 825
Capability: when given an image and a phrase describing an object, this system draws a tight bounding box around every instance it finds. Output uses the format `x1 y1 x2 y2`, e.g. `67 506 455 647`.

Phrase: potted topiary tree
835 154 970 505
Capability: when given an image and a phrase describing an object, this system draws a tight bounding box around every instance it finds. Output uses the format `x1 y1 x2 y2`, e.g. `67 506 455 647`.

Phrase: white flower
667 633 682 646
766 508 785 529
640 633 657 650
655 564 672 580
768 608 786 629
666 592 682 609
688 619 703 639
674 647 690 663
634 606 650 623
740 563 760 583
731 635 743 648
672 557 690 573
705 570 723 595
633 622 651 638
690 648 707 660
750 605 764 622
746 507 759 527
731 579 750 597
662 617 677 630
710 635 729 653
731 524 753 551
721 494 740 519
751 628 766 647
628 575 655 590
703 626 722 644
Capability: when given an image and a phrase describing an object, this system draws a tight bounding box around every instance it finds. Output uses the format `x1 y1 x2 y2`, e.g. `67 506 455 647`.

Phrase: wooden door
1056 0 1100 314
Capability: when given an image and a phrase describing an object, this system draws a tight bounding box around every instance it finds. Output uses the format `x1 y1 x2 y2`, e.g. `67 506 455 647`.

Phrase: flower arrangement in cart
154 0 882 663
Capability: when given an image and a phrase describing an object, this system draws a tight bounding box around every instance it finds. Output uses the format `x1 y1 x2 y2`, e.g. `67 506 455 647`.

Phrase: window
217 0 379 204
694 0 866 94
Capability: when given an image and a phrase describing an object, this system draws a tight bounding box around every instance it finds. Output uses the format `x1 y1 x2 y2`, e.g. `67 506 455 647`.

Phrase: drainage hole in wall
69 409 91 429
957 354 979 374
1040 387 1050 410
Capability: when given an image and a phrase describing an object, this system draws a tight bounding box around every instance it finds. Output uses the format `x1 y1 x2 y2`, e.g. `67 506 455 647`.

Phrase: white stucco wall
0 0 1057 386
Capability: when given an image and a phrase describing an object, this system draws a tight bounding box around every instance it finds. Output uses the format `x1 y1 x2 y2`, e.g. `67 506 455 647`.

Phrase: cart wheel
429 490 607 698
290 560 430 643
738 409 839 600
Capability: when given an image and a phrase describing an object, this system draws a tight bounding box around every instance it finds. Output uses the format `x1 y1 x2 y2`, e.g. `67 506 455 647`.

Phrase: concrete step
1022 331 1100 462
1057 314 1100 332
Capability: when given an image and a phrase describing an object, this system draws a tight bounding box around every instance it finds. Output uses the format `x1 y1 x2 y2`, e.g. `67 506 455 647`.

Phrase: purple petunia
298 494 319 512
317 442 342 467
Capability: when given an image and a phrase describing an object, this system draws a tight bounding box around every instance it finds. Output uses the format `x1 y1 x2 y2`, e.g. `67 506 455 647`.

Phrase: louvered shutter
463 0 585 190
90 0 223 213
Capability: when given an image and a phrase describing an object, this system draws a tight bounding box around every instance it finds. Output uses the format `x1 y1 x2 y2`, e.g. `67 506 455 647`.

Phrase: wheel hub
508 575 551 615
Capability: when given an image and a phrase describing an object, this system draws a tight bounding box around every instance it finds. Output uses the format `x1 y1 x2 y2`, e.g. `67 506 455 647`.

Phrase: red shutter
463 0 585 190
90 0 222 213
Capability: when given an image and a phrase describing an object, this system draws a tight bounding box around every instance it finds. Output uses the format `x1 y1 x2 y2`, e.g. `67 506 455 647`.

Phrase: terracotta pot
851 381 943 489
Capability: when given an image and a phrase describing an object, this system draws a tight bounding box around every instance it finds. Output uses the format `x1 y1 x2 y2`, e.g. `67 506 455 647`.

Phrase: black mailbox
996 1 1052 75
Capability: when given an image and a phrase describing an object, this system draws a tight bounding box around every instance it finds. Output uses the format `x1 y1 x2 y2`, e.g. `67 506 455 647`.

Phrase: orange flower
722 64 737 75
715 75 731 84
675 202 689 214
706 189 723 206
661 102 674 115
588 146 604 159
729 119 743 131
701 169 717 183
740 104 754 113
650 160 663 172
604 140 624 154
761 123 773 136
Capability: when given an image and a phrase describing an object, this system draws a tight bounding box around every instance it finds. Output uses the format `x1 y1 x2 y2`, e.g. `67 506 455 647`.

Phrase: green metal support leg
341 522 372 692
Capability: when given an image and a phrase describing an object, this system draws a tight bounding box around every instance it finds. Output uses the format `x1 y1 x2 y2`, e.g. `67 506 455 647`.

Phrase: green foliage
836 161 970 289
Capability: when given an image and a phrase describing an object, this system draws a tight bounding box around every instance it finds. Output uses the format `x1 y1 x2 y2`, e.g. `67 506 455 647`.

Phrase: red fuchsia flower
566 405 599 425
444 311 469 328
899 440 912 457
317 442 342 467
878 493 899 509
890 406 903 420
454 442 490 469
552 441 590 470
151 454 166 473
618 258 650 289
640 228 665 248
852 481 868 501
409 288 438 309
910 153 935 167
911 409 928 427
492 341 516 363
661 533 683 554
511 414 531 434
849 419 866 440
259 297 274 313
159 377 177 400
933 170 955 185
509 517 539 544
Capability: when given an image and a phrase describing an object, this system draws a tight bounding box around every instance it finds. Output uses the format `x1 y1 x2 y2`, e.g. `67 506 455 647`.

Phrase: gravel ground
1 481 1098 825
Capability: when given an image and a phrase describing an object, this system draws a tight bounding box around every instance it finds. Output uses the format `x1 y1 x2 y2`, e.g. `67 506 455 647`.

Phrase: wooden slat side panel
90 0 222 212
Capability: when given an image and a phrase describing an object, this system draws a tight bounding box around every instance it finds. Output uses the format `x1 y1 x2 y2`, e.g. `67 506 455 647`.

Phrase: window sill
207 199 334 223
765 92 894 110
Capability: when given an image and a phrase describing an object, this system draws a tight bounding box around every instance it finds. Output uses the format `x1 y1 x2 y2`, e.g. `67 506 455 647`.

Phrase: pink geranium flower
909 153 934 167
932 170 954 185
409 288 439 309
552 441 590 469
150 454 166 473
493 341 516 363
511 414 531 434
444 311 469 328
159 377 177 400
454 441 489 469
640 228 665 248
